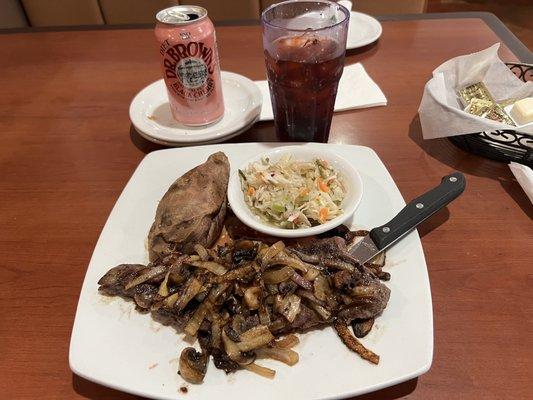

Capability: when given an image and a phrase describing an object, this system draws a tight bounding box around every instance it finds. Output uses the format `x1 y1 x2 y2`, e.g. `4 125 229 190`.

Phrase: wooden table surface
0 16 531 400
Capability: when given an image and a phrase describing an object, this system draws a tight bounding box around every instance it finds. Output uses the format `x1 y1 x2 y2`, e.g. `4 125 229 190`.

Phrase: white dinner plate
70 143 433 400
347 11 383 50
129 71 262 146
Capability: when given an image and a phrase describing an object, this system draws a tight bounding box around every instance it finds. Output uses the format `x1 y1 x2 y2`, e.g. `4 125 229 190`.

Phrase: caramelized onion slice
208 282 230 303
187 260 227 276
184 300 211 336
263 267 294 284
291 272 313 290
270 251 309 273
216 264 254 282
244 286 261 310
221 330 241 361
274 294 301 323
258 302 271 326
260 241 285 266
313 275 330 301
221 330 255 365
256 347 299 366
162 292 180 308
243 363 276 379
125 265 167 290
238 325 274 352
304 267 320 281
194 244 209 261
175 278 203 311
307 301 331 321
157 270 171 297
273 334 299 349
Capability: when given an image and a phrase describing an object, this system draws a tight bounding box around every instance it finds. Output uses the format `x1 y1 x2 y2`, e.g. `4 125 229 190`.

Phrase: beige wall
101 0 262 24
261 1 427 14
0 0 28 28
356 0 427 15
22 0 104 26
180 0 261 22
4 0 428 29
99 0 178 24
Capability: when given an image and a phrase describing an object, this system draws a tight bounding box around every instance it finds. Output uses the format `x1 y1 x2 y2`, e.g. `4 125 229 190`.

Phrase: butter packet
485 103 515 126
457 82 494 107
465 98 516 126
465 98 493 117
460 82 516 126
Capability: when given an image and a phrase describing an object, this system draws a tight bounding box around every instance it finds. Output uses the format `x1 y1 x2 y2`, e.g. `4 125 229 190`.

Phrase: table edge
0 12 530 63
379 12 531 63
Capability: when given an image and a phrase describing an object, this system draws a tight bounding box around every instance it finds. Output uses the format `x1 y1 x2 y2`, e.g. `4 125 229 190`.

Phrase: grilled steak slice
98 264 146 295
98 230 393 378
277 303 324 334
338 280 390 321
288 237 361 271
289 236 391 323
331 268 390 321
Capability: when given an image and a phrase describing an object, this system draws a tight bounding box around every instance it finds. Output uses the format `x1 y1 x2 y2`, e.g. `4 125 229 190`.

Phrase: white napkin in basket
418 44 533 139
256 63 387 121
509 162 533 205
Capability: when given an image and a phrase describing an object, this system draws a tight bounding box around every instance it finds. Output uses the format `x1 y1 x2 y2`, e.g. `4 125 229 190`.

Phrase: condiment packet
458 82 494 107
465 98 494 117
458 82 516 126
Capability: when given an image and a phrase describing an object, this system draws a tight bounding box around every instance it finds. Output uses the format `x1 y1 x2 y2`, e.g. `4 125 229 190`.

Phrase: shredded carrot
319 207 329 222
299 188 310 196
317 177 329 193
247 186 256 196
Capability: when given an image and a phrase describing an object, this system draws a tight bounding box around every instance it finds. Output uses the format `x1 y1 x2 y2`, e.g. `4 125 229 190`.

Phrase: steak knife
348 172 466 265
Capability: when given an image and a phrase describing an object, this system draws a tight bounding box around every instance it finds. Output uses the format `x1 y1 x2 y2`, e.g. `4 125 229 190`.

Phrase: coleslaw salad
239 154 346 229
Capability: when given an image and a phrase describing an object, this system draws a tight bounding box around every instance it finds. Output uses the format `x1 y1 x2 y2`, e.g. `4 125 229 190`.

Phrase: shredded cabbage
239 154 346 229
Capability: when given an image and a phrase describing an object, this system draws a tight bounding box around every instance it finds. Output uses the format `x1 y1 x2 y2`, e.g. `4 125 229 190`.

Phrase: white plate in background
347 11 383 49
70 143 433 400
129 71 262 146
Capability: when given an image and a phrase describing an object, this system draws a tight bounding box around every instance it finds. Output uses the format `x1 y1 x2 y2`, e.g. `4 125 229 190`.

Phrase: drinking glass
262 1 350 142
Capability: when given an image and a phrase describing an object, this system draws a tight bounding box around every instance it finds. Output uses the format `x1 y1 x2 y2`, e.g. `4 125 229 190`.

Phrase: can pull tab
164 10 190 23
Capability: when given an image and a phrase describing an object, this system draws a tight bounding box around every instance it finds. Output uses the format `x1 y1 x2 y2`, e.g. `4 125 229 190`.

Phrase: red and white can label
161 41 216 101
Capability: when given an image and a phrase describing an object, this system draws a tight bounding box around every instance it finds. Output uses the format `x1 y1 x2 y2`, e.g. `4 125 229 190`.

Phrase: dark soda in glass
265 35 344 142
262 1 349 142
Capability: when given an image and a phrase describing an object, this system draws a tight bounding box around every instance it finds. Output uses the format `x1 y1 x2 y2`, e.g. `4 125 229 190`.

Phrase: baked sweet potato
148 152 230 260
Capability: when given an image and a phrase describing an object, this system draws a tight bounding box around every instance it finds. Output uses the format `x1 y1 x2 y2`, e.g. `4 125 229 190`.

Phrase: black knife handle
369 172 466 251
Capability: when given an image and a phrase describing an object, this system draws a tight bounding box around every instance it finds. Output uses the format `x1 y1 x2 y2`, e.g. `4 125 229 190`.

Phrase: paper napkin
256 63 387 121
509 162 533 205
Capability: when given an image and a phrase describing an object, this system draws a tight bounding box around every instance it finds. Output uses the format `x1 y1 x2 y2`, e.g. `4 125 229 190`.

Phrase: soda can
155 6 224 126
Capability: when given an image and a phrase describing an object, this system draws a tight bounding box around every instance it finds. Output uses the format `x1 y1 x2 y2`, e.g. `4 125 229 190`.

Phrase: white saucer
129 71 262 146
347 11 382 49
